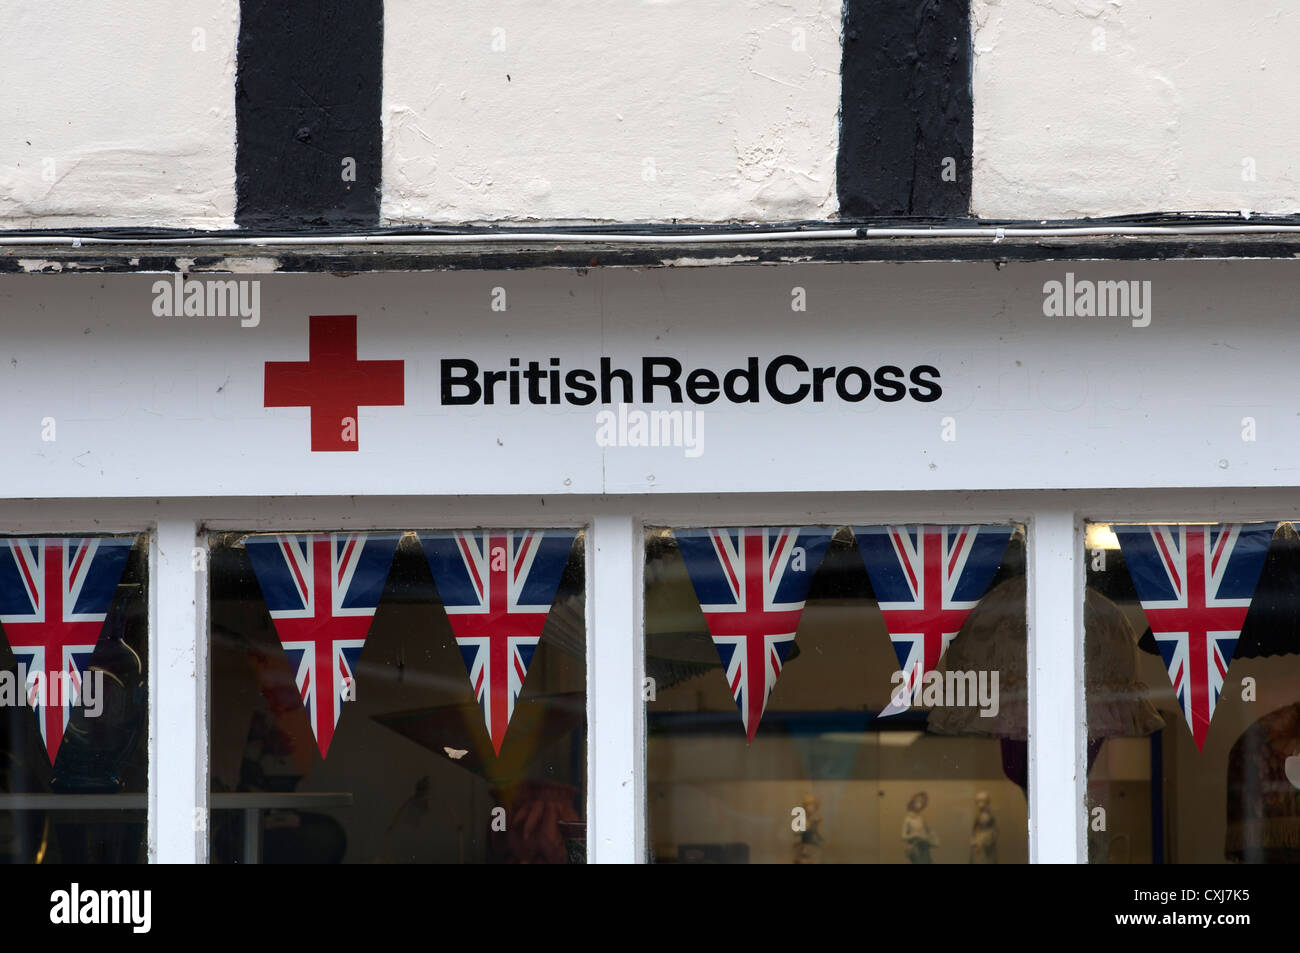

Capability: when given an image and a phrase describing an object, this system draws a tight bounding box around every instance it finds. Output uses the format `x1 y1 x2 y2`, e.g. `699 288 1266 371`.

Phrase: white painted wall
972 0 1300 218
381 0 843 224
0 1 238 229
1 1 1298 227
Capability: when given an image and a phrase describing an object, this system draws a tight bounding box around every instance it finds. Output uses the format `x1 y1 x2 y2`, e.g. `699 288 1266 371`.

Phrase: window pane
209 529 585 864
1085 521 1299 864
646 524 1027 864
0 535 148 864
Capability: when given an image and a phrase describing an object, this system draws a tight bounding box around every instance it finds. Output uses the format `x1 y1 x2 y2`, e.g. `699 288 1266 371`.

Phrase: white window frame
2 488 1287 863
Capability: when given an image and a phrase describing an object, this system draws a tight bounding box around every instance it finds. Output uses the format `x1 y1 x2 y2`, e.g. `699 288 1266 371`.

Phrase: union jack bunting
244 532 398 758
0 537 134 764
1113 523 1274 751
854 525 1011 717
674 527 833 742
420 530 577 755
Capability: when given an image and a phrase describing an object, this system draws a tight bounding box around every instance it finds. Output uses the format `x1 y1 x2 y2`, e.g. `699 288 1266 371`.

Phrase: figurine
970 791 998 863
902 791 938 863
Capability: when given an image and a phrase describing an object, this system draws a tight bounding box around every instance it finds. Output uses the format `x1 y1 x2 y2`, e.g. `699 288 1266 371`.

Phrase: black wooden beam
837 0 974 218
235 0 384 228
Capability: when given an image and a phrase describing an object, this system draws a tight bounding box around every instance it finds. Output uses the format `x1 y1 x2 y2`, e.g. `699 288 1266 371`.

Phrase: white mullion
148 518 206 863
1026 507 1086 863
586 514 644 863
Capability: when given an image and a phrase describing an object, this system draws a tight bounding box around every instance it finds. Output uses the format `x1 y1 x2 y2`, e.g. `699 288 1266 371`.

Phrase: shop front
1 256 1296 864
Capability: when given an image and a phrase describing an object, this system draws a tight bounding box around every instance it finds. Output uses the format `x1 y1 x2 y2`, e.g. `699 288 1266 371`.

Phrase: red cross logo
264 315 404 452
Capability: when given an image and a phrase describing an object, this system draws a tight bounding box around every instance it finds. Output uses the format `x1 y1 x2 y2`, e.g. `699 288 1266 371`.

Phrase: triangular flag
1113 523 1274 751
674 527 832 743
419 530 576 756
245 532 398 758
854 525 1011 717
0 537 133 764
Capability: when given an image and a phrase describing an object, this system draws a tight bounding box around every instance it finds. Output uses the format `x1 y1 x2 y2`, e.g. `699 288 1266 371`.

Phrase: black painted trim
8 236 1300 275
837 0 974 218
235 0 384 229
2 211 1298 243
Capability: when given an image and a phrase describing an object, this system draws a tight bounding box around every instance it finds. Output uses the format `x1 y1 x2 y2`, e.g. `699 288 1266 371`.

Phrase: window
645 524 1027 863
208 529 586 863
0 535 148 864
1084 521 1299 863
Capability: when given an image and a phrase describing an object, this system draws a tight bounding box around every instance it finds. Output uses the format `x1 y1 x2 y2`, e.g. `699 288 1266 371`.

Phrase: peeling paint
662 255 762 267
191 256 280 274
16 259 64 273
